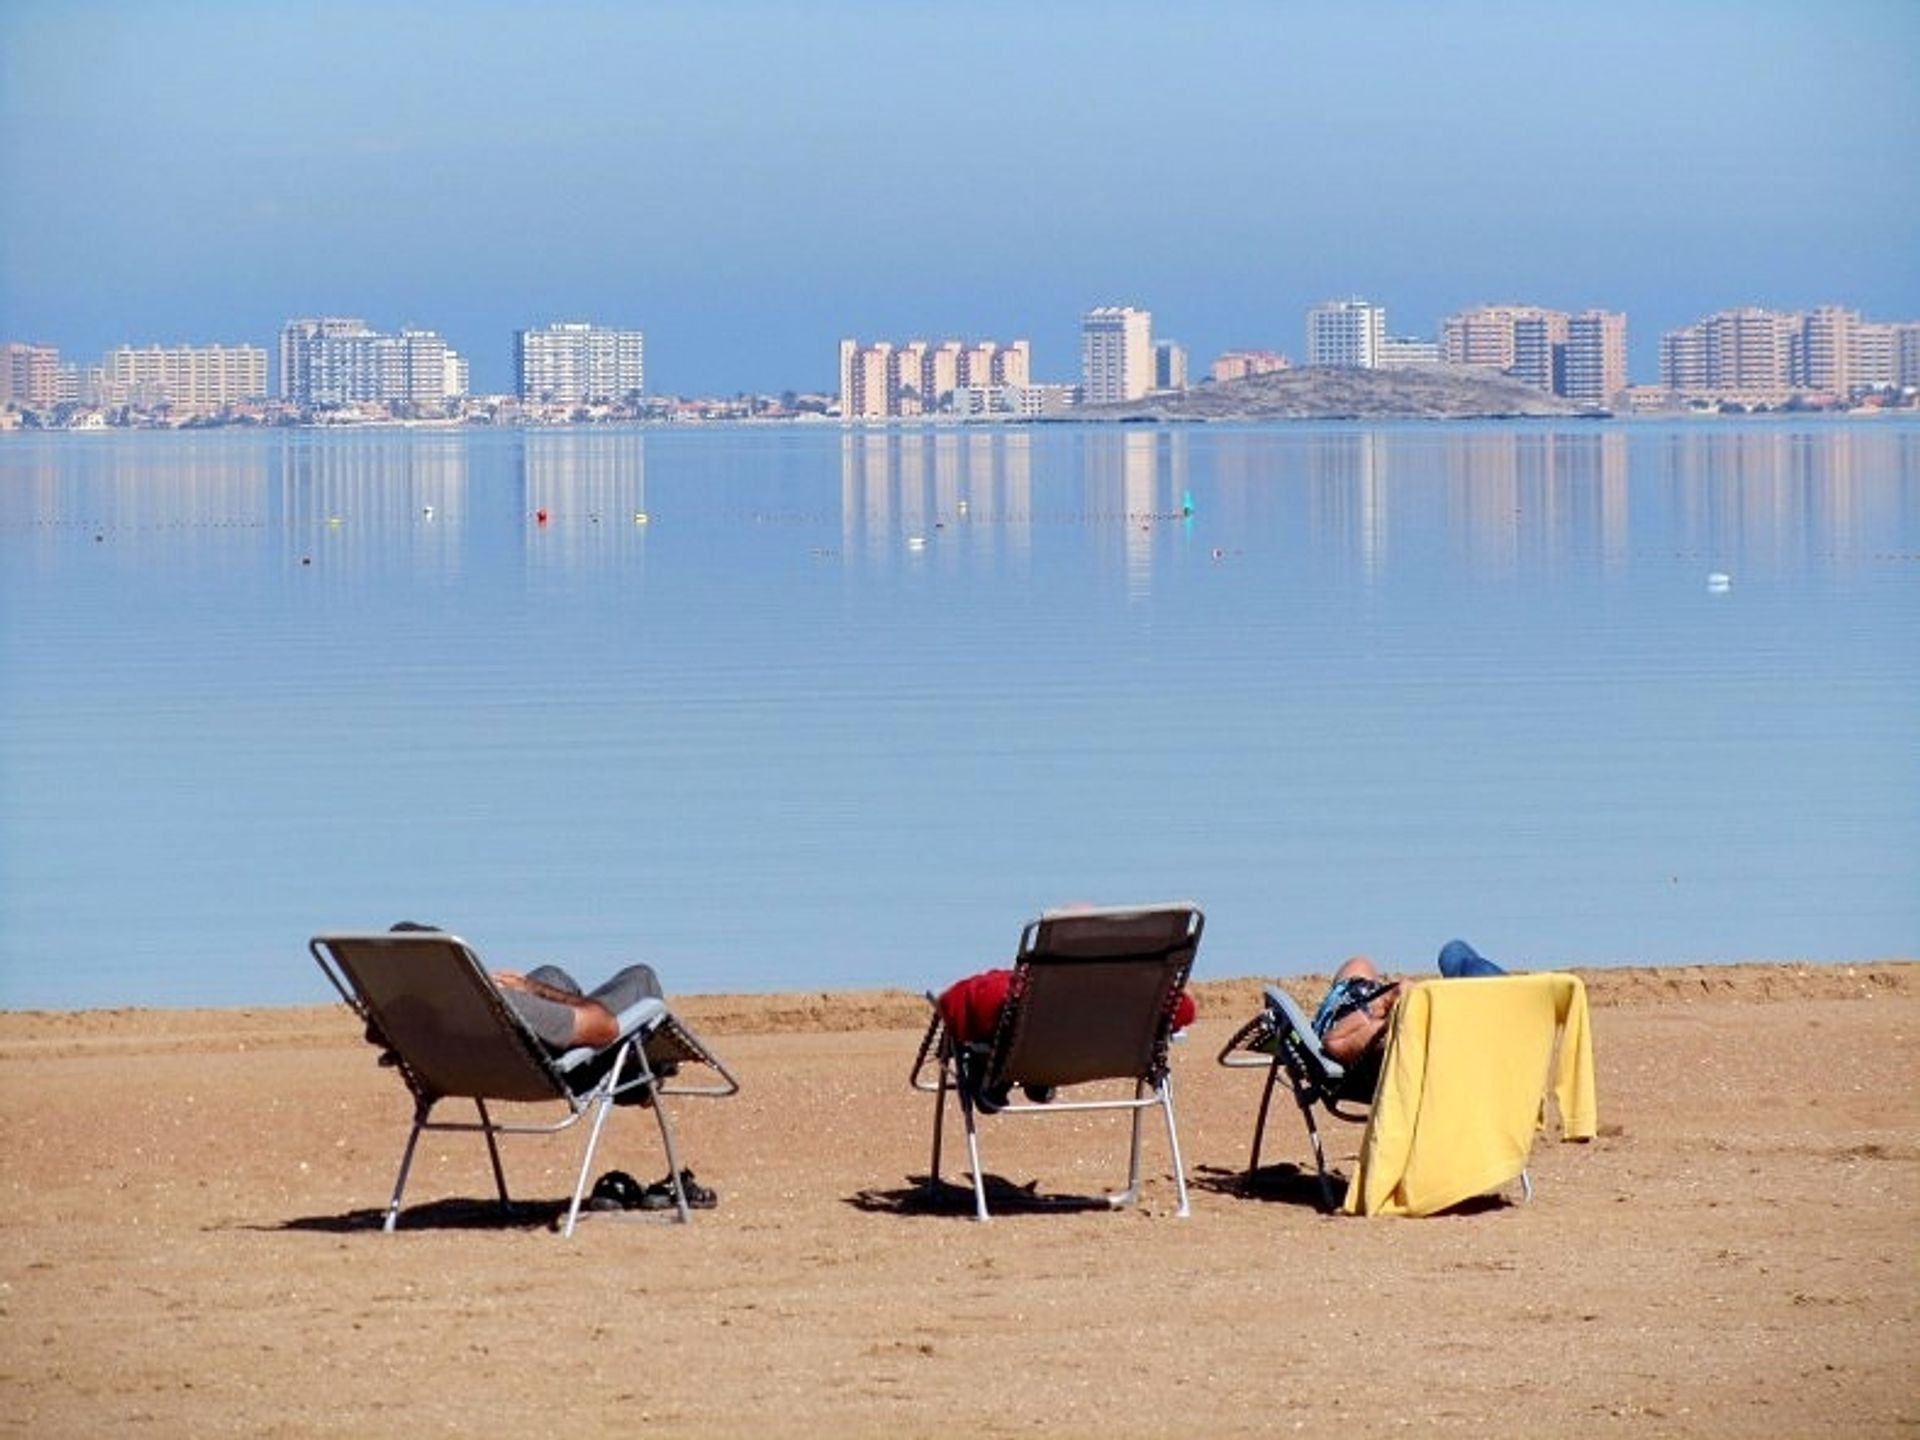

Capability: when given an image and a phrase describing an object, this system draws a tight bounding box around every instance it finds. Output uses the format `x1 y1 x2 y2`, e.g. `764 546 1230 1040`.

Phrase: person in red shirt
935 962 1197 1111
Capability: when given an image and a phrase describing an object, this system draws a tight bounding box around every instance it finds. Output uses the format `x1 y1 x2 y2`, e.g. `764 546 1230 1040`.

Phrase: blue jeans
1437 939 1507 978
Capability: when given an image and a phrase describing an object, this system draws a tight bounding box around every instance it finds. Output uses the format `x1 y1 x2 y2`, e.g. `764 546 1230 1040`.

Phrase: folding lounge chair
1217 984 1374 1210
908 902 1203 1221
311 930 738 1237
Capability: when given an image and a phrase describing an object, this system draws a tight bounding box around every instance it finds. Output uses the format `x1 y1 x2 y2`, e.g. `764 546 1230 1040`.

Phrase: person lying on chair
1312 939 1509 1090
936 963 1198 1112
386 923 713 1209
388 921 662 1050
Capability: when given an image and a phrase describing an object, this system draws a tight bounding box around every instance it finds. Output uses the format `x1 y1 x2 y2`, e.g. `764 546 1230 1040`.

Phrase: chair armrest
551 996 668 1074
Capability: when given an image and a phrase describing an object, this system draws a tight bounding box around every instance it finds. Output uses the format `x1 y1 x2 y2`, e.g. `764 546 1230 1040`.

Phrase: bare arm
494 971 620 1049
1320 981 1400 1068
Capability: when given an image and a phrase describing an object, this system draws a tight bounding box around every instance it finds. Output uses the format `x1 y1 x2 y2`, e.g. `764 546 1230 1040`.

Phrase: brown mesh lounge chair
311 930 738 1237
908 902 1203 1221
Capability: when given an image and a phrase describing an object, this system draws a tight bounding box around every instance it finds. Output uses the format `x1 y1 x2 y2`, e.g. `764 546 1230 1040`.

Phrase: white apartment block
1377 335 1440 367
100 343 268 408
839 337 1031 419
1305 299 1385 369
278 317 467 406
514 322 645 404
1563 311 1629 407
1081 306 1153 403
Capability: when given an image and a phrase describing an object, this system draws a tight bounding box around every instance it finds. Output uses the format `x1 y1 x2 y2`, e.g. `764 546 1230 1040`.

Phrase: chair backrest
985 903 1203 1090
311 932 569 1107
1264 985 1347 1088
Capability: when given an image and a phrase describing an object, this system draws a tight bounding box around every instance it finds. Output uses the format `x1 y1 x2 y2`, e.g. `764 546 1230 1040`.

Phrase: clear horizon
3 1 1916 395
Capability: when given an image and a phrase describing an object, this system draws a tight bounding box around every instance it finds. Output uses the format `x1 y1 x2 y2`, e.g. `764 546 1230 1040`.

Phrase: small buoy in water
1707 572 1731 592
634 511 649 525
422 505 434 519
907 535 927 550
1211 547 1224 560
536 508 549 525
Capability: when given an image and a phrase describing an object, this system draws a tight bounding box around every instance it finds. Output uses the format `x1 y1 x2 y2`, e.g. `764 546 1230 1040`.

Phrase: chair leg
1300 1101 1339 1211
927 1062 950 1195
957 1087 990 1222
473 1098 513 1214
562 1092 618 1238
1109 1079 1146 1209
1248 1054 1283 1175
649 1077 692 1223
1159 1074 1190 1219
385 1106 430 1233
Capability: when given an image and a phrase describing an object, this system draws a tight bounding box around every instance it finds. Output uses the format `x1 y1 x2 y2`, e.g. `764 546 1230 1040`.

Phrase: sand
1 962 1915 1438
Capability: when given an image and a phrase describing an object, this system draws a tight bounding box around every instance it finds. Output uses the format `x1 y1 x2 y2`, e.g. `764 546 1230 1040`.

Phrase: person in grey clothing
492 963 664 1050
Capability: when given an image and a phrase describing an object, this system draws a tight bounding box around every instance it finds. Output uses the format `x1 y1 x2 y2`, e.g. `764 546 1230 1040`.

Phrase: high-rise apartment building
514 322 645 404
1563 311 1628 408
838 337 1032 419
1658 308 1796 396
1305 299 1385 369
1793 306 1857 395
1081 306 1153 403
1154 341 1188 391
2 342 62 409
1441 304 1570 385
278 317 467 407
100 344 268 408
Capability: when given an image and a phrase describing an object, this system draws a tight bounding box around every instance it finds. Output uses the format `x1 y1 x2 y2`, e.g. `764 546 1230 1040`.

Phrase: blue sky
3 0 1916 395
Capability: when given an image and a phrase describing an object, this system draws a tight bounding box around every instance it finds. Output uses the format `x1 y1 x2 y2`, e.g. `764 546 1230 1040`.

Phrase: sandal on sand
638 1169 718 1210
587 1169 647 1212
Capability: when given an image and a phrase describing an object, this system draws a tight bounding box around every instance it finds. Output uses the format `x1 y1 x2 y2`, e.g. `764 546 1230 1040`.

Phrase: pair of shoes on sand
587 1168 717 1212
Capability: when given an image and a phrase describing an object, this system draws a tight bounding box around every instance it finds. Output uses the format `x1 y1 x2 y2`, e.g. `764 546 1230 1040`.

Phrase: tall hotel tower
1305 299 1386 369
514 322 646 404
1080 306 1153 404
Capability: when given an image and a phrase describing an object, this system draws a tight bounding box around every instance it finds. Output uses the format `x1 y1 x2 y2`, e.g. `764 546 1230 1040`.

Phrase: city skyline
3 2 1915 396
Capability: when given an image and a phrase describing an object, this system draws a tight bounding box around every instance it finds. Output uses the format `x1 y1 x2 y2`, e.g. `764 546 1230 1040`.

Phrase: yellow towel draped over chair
1343 972 1596 1217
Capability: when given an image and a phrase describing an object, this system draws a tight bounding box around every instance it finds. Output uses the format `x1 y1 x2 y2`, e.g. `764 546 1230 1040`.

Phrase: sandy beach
1 961 1914 1438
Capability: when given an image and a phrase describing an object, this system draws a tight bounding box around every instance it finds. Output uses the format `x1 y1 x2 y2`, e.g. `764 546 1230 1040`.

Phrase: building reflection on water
275 430 470 571
520 430 648 570
0 423 1909 580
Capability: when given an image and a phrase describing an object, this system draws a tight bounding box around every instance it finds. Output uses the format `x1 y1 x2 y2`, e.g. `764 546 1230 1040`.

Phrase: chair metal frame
1217 984 1375 1210
312 931 738 1237
909 902 1202 1221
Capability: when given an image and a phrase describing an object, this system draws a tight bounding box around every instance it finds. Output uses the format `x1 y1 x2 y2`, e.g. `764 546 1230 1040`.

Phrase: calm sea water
1 420 1915 1010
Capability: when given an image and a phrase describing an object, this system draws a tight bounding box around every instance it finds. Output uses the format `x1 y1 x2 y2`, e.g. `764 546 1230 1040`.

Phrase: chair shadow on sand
266 1196 582 1234
1191 1160 1338 1209
1190 1162 1518 1218
848 1173 1116 1218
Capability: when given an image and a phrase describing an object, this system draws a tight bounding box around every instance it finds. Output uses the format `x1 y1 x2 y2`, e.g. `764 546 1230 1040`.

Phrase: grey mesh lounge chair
1217 984 1374 1210
908 902 1203 1222
311 930 738 1237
